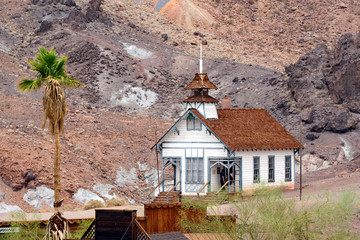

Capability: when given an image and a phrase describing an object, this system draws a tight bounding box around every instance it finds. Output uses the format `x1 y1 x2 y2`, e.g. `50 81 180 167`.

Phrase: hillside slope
0 0 359 212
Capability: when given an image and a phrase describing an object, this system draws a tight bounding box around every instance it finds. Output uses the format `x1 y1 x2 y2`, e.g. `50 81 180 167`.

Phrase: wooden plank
144 203 184 234
95 210 135 240
95 225 132 231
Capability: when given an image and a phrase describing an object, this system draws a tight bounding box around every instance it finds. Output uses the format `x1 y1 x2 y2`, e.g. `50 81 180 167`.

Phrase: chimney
221 96 232 109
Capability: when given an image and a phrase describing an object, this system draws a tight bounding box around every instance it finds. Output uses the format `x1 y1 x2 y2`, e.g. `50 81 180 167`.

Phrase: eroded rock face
23 186 54 208
286 44 329 109
0 191 5 201
325 33 360 113
286 33 360 134
307 107 358 133
85 0 113 26
31 0 76 7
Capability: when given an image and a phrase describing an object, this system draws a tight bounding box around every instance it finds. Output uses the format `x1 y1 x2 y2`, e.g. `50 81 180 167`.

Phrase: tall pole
300 119 303 201
199 43 203 73
155 130 160 185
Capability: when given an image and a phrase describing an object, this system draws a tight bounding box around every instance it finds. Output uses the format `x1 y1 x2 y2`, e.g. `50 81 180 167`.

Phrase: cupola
183 44 219 119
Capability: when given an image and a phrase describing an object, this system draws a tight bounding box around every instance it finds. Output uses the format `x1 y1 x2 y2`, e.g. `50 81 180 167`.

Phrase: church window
187 114 201 130
285 156 292 181
186 157 204 184
253 156 260 183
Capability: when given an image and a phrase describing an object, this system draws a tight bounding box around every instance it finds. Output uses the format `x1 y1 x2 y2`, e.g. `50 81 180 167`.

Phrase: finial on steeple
199 43 203 73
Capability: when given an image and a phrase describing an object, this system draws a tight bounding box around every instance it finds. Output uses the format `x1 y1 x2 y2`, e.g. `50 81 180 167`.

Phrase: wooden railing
166 180 181 203
81 220 95 239
134 219 151 240
216 180 229 202
197 181 210 201
148 179 165 203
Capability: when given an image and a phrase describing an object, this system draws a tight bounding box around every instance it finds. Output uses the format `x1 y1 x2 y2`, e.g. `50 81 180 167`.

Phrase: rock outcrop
325 33 360 113
286 33 360 134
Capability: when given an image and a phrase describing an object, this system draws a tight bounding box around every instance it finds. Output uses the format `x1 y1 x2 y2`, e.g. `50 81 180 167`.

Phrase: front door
209 158 242 192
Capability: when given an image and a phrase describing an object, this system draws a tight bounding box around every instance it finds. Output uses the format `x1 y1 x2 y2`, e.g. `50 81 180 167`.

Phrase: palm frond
53 56 68 77
38 47 57 68
18 79 43 92
59 77 84 88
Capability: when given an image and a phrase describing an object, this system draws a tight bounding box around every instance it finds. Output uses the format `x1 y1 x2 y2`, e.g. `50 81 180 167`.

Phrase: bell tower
183 45 219 119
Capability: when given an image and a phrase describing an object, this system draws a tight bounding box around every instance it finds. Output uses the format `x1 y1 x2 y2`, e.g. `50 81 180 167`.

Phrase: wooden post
155 131 160 187
227 161 230 193
162 164 165 192
300 119 303 201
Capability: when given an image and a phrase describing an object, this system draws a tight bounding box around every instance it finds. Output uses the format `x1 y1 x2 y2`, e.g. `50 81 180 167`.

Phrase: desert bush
1 212 46 240
179 187 360 239
83 199 105 210
106 197 127 207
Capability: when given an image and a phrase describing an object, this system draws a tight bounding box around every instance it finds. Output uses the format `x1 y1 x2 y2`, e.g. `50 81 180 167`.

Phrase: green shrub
179 187 360 239
106 197 127 207
68 219 94 239
1 212 46 240
83 199 105 210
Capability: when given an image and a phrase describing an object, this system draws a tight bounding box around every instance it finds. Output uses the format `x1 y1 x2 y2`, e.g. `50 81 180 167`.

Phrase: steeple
183 73 218 103
183 45 219 119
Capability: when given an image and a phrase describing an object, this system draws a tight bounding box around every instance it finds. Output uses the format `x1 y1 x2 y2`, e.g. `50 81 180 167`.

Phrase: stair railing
197 181 210 201
148 179 165 203
166 180 181 203
80 219 95 239
134 218 151 240
216 180 229 202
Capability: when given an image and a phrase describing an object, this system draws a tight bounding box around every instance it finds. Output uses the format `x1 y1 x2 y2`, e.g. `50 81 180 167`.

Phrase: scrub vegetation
179 187 360 239
1 212 93 240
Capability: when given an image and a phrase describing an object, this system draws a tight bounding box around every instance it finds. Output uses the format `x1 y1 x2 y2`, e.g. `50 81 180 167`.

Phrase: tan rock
339 2 347 8
338 171 348 177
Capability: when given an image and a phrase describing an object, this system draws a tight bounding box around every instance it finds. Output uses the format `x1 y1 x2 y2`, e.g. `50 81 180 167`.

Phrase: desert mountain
0 0 359 212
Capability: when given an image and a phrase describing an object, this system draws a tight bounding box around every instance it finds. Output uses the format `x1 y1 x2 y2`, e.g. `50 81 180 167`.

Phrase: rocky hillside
0 0 359 212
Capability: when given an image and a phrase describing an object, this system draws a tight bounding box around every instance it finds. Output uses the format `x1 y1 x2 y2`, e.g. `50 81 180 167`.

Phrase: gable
152 109 228 151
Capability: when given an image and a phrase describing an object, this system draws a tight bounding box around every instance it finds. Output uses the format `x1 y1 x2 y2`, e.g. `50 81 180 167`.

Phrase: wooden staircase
198 192 243 204
199 192 228 203
151 191 181 204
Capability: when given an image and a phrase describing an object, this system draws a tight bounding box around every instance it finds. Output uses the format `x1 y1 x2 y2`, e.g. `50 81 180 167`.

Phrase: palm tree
19 47 83 240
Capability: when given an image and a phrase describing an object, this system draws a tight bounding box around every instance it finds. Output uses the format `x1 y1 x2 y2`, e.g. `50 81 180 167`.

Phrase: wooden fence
95 209 136 240
144 203 184 234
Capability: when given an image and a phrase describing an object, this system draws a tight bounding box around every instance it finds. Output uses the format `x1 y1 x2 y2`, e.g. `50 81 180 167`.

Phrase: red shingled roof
184 73 218 90
190 108 302 150
183 95 219 103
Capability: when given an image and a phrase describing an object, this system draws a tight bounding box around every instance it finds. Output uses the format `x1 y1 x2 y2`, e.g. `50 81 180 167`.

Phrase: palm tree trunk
54 122 61 213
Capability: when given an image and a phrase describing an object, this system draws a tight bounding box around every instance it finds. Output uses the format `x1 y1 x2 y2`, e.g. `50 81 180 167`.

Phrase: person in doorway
220 168 226 187
229 172 234 185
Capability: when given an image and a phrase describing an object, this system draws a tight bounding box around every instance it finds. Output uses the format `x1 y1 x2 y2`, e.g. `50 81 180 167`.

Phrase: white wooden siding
235 149 295 190
185 102 205 116
166 121 218 141
204 103 218 119
184 102 218 119
160 115 296 195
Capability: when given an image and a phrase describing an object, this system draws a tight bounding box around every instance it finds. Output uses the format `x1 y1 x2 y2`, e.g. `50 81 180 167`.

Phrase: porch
158 157 242 196
149 157 243 204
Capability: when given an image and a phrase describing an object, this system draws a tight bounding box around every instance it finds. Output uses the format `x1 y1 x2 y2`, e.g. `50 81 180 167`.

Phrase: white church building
152 71 302 196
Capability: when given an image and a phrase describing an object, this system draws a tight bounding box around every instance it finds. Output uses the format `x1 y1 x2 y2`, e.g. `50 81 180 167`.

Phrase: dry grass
106 197 127 207
83 200 105 210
